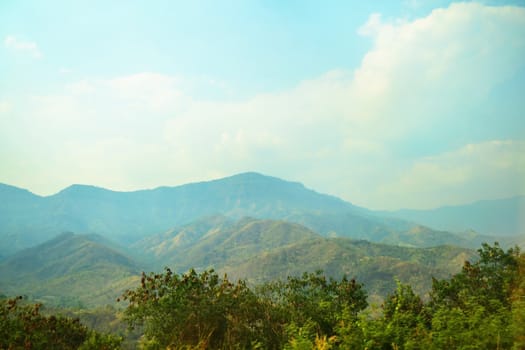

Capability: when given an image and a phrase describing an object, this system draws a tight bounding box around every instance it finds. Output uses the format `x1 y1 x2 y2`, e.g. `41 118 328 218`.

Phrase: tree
428 242 520 349
509 252 525 349
430 242 519 312
259 270 368 346
380 281 431 349
0 296 121 349
120 268 266 349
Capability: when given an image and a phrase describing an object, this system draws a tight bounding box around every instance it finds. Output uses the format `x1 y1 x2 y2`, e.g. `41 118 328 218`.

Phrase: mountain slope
136 215 236 256
223 238 476 300
135 217 476 300
0 233 140 307
135 216 321 271
0 184 45 258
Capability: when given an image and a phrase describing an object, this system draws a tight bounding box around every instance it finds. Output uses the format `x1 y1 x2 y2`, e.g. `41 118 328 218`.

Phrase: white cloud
358 13 384 36
1 3 524 209
4 35 42 58
350 2 525 140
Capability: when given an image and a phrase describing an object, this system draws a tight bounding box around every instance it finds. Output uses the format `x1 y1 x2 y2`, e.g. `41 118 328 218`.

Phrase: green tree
260 271 368 346
379 281 431 349
428 242 520 349
120 268 266 349
509 252 525 349
0 296 121 349
430 242 519 312
431 297 511 350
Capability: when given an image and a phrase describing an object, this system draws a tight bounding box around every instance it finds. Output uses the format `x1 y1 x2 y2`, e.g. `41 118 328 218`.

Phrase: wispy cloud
4 35 42 58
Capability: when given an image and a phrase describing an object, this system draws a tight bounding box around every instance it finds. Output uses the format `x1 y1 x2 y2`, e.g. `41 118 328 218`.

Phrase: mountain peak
0 183 40 198
53 184 116 198
206 172 304 188
230 171 267 178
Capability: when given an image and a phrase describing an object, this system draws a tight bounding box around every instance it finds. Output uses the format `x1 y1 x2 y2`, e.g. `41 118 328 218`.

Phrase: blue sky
1 0 524 210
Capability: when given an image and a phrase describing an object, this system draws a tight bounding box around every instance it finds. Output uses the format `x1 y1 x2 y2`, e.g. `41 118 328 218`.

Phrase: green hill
136 217 476 301
0 233 140 307
136 216 321 271
222 238 476 300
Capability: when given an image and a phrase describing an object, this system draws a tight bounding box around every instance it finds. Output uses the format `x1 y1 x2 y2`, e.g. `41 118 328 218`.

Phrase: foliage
430 298 512 349
510 253 525 349
120 268 266 349
0 296 121 349
120 268 367 349
56 305 141 349
116 243 522 349
430 242 519 311
379 281 430 349
260 271 368 337
427 242 521 350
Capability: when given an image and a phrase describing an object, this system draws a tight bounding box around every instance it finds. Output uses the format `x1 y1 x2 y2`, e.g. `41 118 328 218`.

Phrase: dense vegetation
0 296 121 349
118 242 523 349
2 242 523 349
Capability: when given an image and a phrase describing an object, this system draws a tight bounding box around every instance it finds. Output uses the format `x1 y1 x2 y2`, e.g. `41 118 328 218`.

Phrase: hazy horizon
1 0 524 210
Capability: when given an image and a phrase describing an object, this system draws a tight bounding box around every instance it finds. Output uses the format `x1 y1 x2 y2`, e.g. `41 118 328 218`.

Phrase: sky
1 0 524 210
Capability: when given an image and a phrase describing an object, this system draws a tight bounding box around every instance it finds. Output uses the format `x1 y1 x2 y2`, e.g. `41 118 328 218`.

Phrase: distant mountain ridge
0 172 522 258
0 172 386 256
384 196 525 237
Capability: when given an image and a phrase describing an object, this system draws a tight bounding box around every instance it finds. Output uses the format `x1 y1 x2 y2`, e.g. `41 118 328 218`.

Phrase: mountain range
0 172 522 306
1 172 522 258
